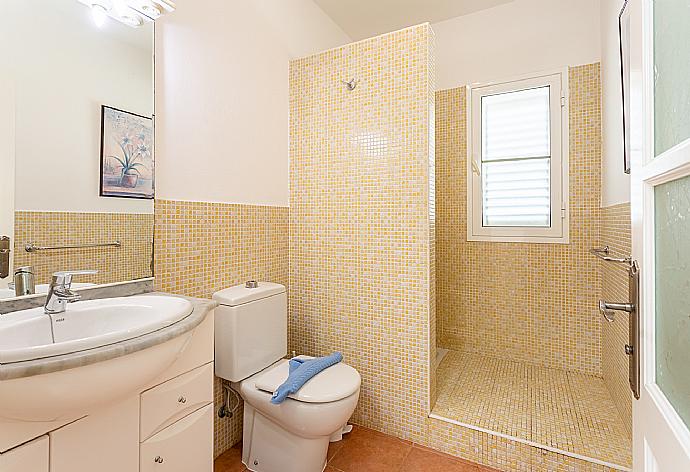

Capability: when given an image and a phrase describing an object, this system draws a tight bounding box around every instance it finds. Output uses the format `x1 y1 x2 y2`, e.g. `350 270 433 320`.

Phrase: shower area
432 66 633 471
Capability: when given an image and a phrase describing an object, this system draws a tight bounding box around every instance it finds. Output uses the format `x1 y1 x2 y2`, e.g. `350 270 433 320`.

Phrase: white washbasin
0 295 197 422
0 282 96 300
0 295 192 363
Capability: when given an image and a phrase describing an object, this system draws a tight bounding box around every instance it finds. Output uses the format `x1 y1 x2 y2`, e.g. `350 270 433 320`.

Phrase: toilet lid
254 358 361 403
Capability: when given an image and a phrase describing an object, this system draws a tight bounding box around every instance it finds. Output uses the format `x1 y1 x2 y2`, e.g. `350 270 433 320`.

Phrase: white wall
433 0 601 89
252 0 350 59
155 0 350 207
1 0 154 213
600 0 631 206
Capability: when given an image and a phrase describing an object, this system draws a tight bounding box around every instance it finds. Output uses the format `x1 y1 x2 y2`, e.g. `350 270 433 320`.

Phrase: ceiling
313 0 514 41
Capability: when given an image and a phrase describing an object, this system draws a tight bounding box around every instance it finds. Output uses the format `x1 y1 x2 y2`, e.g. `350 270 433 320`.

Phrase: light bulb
119 14 144 27
91 3 108 27
141 3 162 19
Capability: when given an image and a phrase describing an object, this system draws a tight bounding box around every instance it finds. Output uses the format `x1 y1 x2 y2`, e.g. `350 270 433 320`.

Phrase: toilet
213 282 361 472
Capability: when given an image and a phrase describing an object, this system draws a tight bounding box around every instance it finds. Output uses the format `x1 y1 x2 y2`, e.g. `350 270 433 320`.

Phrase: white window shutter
480 86 552 227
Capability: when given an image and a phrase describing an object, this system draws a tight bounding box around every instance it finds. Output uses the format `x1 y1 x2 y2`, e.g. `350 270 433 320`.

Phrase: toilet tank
213 282 287 382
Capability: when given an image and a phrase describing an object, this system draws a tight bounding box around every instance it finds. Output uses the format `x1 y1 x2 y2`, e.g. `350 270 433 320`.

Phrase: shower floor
431 350 632 470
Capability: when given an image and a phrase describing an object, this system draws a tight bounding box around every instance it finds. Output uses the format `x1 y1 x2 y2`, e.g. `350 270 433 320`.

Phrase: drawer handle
178 395 187 404
154 456 164 463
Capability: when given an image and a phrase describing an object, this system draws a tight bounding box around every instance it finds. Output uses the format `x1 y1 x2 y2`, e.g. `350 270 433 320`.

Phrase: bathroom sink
0 296 192 363
0 295 196 422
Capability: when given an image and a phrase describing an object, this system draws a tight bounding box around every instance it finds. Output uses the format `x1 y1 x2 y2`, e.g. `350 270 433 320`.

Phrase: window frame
467 70 570 244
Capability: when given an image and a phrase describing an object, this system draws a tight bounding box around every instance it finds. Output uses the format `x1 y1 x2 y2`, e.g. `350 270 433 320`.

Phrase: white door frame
631 0 690 469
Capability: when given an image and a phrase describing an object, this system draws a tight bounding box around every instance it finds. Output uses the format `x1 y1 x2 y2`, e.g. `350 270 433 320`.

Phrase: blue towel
270 352 343 404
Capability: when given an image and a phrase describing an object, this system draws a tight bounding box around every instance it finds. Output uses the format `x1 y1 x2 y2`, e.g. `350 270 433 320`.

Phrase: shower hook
342 78 358 91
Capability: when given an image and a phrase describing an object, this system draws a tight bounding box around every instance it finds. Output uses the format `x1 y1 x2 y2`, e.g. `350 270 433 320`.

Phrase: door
631 0 690 470
0 76 14 289
50 395 139 472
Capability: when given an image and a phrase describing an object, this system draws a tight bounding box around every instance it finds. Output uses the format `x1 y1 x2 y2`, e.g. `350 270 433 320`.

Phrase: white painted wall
1 0 154 213
433 0 601 89
252 0 350 59
432 0 631 206
155 0 350 206
600 0 631 206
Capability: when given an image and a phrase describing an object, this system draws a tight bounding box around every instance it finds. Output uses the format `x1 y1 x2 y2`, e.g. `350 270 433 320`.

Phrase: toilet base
329 423 353 442
242 403 329 472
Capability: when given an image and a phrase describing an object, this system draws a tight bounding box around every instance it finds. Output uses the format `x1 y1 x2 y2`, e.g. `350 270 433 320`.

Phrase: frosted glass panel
655 174 690 429
654 0 690 156
481 86 550 161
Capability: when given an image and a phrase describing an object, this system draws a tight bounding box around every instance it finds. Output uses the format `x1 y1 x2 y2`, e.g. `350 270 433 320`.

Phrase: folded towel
270 352 343 404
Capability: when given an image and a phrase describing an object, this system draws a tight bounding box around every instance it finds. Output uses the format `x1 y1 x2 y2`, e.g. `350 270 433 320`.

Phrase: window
467 72 568 243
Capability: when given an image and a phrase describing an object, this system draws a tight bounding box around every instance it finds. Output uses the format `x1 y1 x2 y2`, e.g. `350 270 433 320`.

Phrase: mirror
0 0 154 300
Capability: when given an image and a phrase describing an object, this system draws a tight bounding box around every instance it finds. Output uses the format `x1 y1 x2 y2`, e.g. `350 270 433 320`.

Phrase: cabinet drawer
140 404 213 472
140 363 213 441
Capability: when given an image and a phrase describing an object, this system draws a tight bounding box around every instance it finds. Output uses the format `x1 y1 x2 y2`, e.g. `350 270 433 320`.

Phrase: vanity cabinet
1 308 215 472
49 363 213 472
0 435 49 472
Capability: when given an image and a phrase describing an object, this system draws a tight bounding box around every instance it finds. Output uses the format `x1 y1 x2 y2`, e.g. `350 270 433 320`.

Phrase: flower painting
100 106 154 199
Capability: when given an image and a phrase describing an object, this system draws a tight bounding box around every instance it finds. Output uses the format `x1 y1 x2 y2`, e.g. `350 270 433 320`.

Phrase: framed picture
619 0 631 174
100 105 154 199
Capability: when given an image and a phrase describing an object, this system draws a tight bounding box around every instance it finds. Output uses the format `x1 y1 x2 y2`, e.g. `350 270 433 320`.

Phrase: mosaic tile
431 351 631 470
599 203 633 438
13 211 153 285
435 64 603 376
288 24 435 444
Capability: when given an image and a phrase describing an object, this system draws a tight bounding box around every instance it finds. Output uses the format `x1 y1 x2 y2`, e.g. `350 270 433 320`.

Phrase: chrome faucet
44 270 97 314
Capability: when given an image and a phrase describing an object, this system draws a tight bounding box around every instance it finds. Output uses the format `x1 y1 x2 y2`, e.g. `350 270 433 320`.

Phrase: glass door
632 0 690 469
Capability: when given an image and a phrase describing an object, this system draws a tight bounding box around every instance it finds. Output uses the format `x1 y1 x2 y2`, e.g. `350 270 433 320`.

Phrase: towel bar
589 246 632 264
25 241 122 252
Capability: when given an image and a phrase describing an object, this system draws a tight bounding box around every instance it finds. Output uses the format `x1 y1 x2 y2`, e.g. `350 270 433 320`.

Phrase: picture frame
619 0 631 174
99 105 154 199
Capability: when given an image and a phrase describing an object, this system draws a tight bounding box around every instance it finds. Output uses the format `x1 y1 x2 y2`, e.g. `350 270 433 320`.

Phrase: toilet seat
253 358 361 403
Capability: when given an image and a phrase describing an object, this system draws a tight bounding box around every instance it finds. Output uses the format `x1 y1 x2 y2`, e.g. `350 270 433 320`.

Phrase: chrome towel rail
25 241 122 253
589 246 632 264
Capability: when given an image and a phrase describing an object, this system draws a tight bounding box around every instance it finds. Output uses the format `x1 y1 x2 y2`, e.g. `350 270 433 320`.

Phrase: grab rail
25 241 122 253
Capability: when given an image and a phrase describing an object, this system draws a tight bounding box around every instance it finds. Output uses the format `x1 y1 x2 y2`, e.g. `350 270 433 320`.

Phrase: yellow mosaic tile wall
600 203 633 438
288 24 435 443
153 199 289 458
435 64 603 376
13 211 153 285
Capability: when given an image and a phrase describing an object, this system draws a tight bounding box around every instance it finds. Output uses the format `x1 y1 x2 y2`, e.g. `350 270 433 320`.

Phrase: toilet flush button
245 280 258 288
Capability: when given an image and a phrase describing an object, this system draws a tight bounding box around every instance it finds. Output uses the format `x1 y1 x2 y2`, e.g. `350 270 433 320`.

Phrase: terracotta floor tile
214 443 245 472
327 439 345 460
328 425 413 472
401 446 479 472
213 426 493 472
